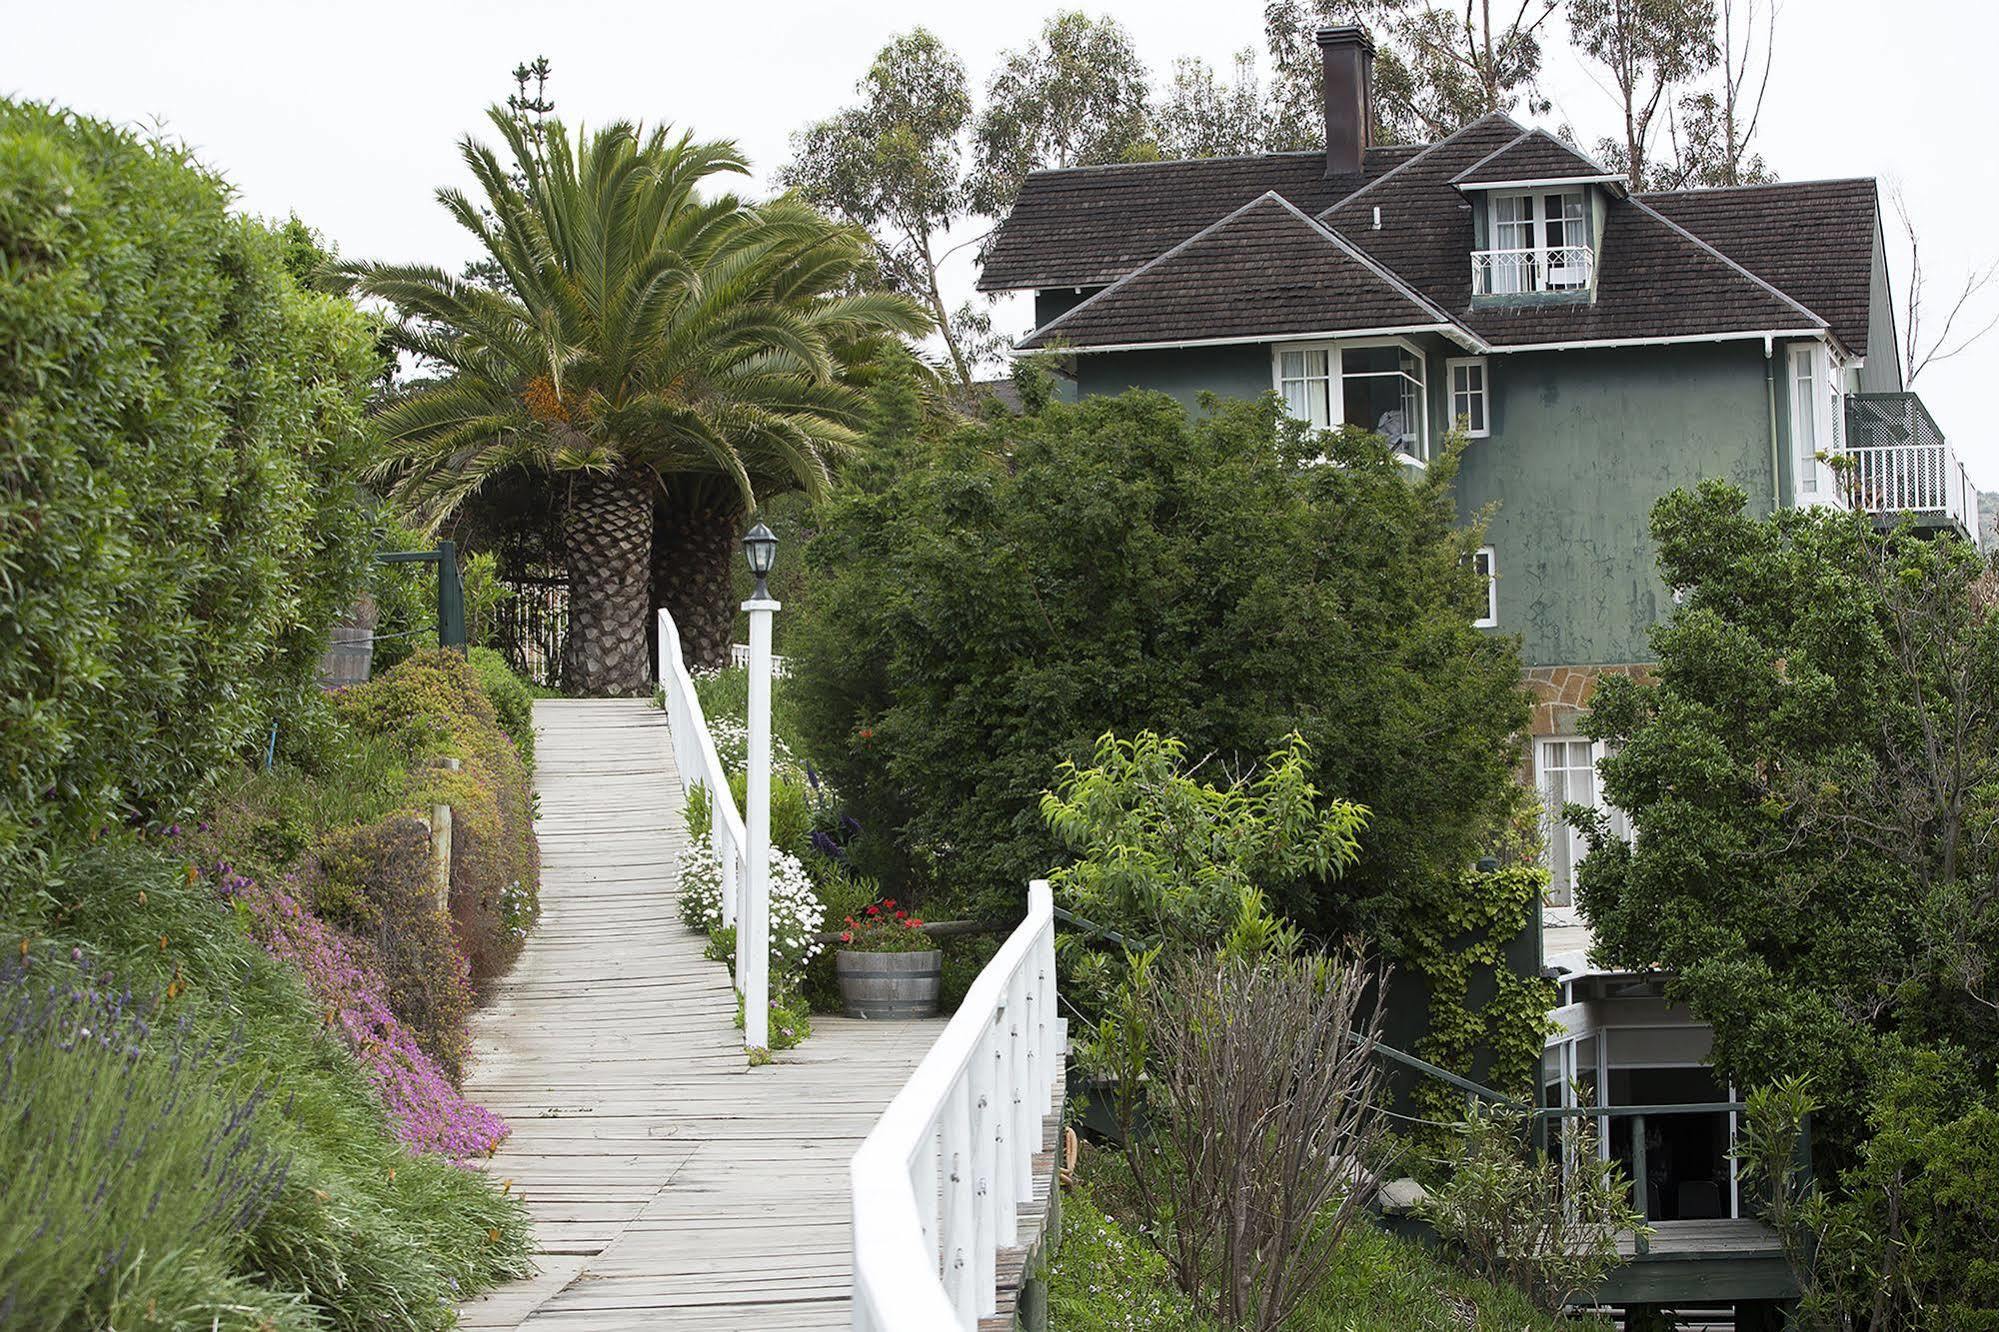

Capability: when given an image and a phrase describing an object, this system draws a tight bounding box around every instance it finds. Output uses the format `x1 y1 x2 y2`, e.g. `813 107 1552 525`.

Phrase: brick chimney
1318 25 1375 177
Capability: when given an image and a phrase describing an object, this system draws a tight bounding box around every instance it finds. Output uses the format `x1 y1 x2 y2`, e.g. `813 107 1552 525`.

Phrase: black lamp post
743 521 778 600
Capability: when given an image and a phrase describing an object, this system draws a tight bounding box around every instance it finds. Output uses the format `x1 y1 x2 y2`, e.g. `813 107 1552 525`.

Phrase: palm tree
348 109 928 694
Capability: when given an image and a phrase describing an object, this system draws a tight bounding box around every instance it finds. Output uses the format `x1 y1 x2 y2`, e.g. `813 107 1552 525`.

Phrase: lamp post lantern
740 521 780 1052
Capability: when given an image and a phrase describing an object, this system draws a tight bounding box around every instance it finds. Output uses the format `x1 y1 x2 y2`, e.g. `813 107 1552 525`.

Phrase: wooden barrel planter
835 949 942 1019
318 595 377 688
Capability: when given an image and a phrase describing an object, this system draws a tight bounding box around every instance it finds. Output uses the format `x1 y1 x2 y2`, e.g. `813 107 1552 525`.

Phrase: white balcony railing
730 641 790 678
851 880 1061 1330
1470 245 1594 296
1843 393 1982 549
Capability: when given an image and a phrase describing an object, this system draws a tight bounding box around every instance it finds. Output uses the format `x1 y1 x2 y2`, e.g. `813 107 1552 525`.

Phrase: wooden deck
459 699 945 1331
1595 1218 1799 1305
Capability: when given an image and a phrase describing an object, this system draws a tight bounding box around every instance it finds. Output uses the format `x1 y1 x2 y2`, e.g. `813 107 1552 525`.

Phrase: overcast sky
8 0 1995 482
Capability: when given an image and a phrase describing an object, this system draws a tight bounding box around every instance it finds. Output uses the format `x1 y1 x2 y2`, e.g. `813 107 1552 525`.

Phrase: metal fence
494 576 569 690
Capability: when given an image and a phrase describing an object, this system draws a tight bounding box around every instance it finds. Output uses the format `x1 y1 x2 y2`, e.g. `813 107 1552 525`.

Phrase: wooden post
429 758 460 911
1631 1113 1650 1255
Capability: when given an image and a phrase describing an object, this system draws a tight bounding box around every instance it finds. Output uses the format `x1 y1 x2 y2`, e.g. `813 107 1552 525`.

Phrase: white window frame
1535 737 1631 907
1471 546 1498 626
1270 336 1430 464
1482 189 1590 295
1447 355 1491 438
1788 340 1846 509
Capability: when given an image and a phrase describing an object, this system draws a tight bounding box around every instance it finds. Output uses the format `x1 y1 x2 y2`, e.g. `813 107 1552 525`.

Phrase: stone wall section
1523 663 1654 739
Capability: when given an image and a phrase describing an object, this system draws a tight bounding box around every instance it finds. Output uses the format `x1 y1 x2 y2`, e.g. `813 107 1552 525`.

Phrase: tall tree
967 11 1155 216
1154 50 1275 159
1570 0 1718 189
780 31 983 385
1893 186 1999 386
1396 0 1561 133
1264 0 1555 145
349 111 926 693
1665 0 1776 186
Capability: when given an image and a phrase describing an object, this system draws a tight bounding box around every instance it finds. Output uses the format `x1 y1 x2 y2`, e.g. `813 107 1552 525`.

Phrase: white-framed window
1448 356 1490 438
1481 190 1590 295
1276 346 1336 428
1788 340 1846 506
1536 737 1631 906
1471 546 1498 626
1272 338 1430 460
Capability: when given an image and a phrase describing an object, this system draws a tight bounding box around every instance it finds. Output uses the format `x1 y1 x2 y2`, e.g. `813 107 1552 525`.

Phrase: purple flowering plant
207 861 507 1160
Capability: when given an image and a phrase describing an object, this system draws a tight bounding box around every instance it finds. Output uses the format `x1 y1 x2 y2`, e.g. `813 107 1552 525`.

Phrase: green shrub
0 838 530 1329
317 813 474 1080
337 652 540 985
791 392 1531 956
1049 1180 1214 1331
0 99 382 865
471 646 536 770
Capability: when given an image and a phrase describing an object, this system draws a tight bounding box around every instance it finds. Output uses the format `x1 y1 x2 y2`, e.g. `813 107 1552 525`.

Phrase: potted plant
834 901 941 1019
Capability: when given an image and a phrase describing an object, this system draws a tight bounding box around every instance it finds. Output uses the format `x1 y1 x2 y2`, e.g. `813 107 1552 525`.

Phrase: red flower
866 905 880 916
910 917 924 927
840 931 853 943
884 899 897 909
844 916 855 926
894 910 906 920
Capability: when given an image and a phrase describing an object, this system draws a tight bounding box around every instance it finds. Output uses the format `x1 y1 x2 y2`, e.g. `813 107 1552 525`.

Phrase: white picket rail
850 880 1061 1330
731 642 791 678
656 609 753 1007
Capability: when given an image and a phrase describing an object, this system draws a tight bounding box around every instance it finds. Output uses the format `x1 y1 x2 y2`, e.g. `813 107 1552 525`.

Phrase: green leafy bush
471 647 536 770
791 392 1531 957
0 99 382 864
1580 484 1999 1322
337 652 540 984
0 839 530 1329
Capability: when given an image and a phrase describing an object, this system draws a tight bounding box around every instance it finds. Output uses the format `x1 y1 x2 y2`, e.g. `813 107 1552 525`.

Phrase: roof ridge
1639 175 1876 197
1012 143 1426 180
1317 111 1525 220
1448 125 1616 184
1624 196 1832 336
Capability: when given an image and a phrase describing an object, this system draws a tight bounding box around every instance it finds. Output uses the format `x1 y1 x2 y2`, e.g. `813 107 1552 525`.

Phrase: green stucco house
978 25 1977 911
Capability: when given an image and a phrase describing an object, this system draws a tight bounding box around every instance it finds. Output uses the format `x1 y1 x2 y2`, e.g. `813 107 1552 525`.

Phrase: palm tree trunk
652 486 743 674
562 464 654 696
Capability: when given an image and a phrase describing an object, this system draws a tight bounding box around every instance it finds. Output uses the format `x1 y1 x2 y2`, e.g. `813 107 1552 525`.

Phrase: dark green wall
1064 337 1779 669
1073 343 1280 412
1456 343 1775 667
1860 221 1903 393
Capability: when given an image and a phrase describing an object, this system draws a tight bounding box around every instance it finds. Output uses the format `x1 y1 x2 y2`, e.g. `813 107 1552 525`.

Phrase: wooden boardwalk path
459 699 945 1331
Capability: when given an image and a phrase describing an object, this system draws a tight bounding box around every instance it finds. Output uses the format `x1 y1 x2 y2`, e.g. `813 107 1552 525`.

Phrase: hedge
0 99 381 863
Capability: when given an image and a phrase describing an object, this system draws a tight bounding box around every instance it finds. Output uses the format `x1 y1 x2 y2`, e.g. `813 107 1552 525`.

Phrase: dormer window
1476 189 1591 295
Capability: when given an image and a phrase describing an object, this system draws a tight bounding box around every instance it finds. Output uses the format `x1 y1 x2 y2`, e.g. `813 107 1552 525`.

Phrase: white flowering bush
706 714 799 780
675 830 824 984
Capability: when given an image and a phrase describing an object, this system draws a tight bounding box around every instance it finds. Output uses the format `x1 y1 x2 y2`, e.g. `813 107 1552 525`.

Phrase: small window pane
1280 350 1306 379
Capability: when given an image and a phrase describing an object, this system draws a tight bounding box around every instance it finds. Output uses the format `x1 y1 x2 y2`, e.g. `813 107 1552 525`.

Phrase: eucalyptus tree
349 109 926 694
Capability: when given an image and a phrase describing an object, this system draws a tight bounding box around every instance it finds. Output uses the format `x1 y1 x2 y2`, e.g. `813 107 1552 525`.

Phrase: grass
1051 1149 1593 1332
1 837 531 1329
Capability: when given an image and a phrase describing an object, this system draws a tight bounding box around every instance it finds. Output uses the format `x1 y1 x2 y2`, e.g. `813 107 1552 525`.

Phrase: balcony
1470 245 1594 297
1842 393 1982 548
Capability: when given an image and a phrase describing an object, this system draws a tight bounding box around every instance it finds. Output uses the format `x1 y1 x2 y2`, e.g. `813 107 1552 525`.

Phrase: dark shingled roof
1018 194 1446 350
989 110 1873 355
976 145 1421 291
1642 178 1880 357
1450 128 1618 186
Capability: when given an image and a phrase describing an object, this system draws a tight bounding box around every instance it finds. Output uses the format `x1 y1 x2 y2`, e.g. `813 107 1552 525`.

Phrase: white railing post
742 593 778 1052
941 1076 976 1319
1009 968 1035 1208
972 1021 999 1315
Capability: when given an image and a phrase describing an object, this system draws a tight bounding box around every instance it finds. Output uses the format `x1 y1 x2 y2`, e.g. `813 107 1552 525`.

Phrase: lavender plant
0 955 298 1329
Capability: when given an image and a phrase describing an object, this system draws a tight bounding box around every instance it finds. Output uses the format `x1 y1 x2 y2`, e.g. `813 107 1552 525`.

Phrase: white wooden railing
1470 244 1594 296
851 881 1062 1330
656 609 754 1019
1845 444 1981 549
730 642 791 678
